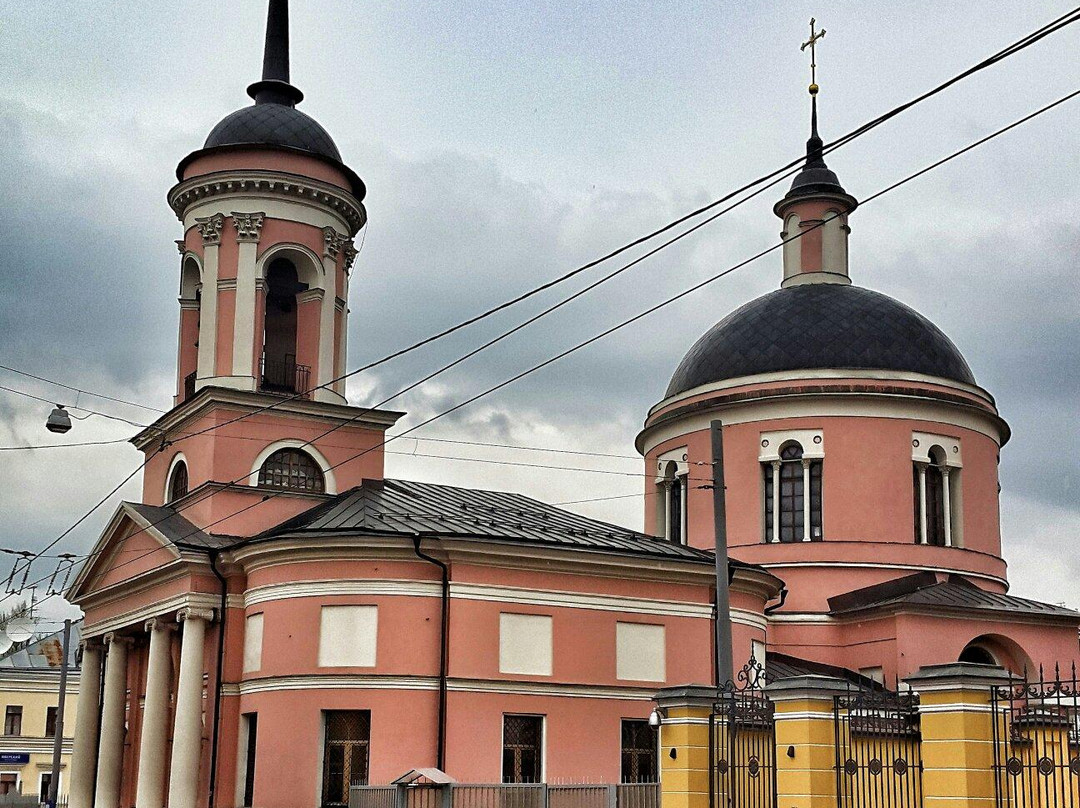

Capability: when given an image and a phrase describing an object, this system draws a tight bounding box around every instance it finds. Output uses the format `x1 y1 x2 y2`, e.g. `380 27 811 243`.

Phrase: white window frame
500 713 546 784
912 433 962 547
654 448 689 543
760 430 824 543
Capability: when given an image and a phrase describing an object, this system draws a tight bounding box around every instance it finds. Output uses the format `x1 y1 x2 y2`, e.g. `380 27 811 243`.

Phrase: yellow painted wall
0 670 79 800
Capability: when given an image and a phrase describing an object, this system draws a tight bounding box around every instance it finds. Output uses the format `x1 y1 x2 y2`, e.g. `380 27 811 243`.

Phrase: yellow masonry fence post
764 675 849 808
904 662 1013 808
655 686 717 808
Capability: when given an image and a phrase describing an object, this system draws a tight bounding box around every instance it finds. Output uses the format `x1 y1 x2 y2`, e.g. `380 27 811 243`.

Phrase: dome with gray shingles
203 103 342 163
665 284 976 398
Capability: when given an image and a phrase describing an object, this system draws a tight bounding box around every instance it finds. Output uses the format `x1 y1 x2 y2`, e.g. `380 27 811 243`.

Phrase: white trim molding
247 440 338 495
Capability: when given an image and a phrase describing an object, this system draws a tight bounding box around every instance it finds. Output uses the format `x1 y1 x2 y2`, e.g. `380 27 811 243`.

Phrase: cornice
130 386 405 451
169 170 366 235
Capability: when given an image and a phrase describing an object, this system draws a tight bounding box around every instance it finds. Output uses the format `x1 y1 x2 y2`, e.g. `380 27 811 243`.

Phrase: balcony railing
259 354 311 398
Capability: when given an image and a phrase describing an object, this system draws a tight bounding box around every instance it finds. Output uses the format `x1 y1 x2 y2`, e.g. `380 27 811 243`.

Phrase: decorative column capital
323 227 349 259
175 239 187 254
79 637 103 652
101 632 134 648
177 607 215 624
297 288 325 305
232 211 266 243
195 214 224 246
144 617 177 634
343 242 358 272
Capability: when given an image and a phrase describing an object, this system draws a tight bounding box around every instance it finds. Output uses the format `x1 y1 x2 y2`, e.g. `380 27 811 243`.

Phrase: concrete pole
94 633 132 808
68 640 102 808
46 619 71 808
167 608 213 808
135 619 174 808
710 420 733 686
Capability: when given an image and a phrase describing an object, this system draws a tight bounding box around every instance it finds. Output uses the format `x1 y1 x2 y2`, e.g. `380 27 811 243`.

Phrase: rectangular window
321 710 371 808
39 773 52 804
45 706 58 738
616 623 666 682
4 706 22 736
0 774 16 796
762 464 774 541
243 613 264 673
241 713 258 807
318 606 377 668
502 715 543 783
621 719 658 783
499 614 553 676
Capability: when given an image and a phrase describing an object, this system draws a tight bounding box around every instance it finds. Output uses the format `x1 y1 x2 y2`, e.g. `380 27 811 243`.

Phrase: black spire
247 0 305 107
784 88 849 200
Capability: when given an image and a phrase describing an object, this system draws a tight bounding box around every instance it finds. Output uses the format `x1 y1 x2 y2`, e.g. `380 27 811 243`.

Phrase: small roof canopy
391 769 457 786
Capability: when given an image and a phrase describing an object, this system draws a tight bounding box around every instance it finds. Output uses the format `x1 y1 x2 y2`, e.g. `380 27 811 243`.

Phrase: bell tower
135 0 401 535
170 0 365 407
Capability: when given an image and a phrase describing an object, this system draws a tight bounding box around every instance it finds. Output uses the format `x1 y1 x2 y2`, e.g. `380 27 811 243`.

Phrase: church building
63 3 1079 808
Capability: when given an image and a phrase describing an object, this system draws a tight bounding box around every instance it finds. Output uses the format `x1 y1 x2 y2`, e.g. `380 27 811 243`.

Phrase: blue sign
0 753 29 765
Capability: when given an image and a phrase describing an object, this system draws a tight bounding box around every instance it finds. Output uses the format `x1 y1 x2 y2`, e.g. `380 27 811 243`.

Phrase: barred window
621 719 658 783
168 461 188 503
321 710 370 808
502 715 543 784
258 448 325 493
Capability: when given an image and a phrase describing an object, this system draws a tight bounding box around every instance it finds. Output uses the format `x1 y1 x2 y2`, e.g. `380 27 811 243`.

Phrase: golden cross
800 17 826 93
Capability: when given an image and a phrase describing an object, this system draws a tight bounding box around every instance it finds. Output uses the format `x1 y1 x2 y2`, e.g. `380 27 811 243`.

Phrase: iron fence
833 685 922 808
991 664 1080 808
351 783 658 808
259 354 311 397
710 658 777 808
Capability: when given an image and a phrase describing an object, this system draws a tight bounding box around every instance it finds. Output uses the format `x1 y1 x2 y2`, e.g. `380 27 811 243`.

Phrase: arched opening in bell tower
262 257 306 394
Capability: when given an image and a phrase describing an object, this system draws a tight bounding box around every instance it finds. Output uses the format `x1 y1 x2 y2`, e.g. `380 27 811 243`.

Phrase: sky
0 0 1077 621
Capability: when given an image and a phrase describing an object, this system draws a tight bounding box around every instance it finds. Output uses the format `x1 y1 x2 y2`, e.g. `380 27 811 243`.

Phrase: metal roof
257 478 716 563
0 620 81 670
828 572 1078 618
127 503 232 550
766 652 883 691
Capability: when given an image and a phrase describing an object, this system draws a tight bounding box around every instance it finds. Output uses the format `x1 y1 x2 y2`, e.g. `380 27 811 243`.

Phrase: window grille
503 715 543 784
763 442 823 542
258 449 325 493
621 719 659 783
168 461 189 503
322 710 370 808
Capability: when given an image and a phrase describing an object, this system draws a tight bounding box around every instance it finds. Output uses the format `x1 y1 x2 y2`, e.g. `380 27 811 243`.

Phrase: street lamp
45 406 72 434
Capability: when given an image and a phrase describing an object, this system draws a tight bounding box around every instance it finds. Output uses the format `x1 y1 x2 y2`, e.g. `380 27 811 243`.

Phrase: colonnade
68 607 214 808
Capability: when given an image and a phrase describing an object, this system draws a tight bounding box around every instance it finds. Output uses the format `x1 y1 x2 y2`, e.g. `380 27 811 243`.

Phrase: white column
94 633 132 808
661 481 672 540
195 214 223 385
337 243 356 398
317 228 345 402
167 608 214 808
917 463 928 544
771 461 781 543
942 468 953 547
801 459 811 542
68 641 103 808
679 474 689 543
231 212 264 383
135 619 174 808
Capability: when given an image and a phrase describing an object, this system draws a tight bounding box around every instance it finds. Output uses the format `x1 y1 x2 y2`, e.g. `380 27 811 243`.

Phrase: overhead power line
0 365 166 414
16 82 1078 610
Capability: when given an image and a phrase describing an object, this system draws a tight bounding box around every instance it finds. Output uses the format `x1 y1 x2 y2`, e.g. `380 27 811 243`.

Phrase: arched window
657 460 688 545
167 461 188 503
258 448 325 493
914 445 953 546
261 257 308 394
763 442 823 542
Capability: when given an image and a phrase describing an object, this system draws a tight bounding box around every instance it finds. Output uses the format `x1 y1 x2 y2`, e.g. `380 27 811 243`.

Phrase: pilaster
231 212 265 380
194 214 223 386
319 227 348 403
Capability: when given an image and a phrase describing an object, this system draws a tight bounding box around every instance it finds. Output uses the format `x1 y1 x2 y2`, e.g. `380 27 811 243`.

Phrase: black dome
204 103 342 163
666 284 976 397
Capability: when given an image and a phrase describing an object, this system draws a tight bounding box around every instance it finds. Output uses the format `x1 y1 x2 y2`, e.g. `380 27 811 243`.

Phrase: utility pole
47 619 71 808
710 421 733 686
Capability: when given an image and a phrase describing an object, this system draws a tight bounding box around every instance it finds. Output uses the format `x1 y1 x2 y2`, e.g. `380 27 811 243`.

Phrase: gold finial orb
809 83 819 96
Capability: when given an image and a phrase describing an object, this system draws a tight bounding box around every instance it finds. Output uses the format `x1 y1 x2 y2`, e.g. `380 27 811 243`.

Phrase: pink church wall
215 287 236 377
257 219 327 264
295 296 322 384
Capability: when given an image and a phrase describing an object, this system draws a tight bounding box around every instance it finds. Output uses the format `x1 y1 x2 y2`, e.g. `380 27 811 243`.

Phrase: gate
991 665 1080 808
710 658 776 808
833 686 923 808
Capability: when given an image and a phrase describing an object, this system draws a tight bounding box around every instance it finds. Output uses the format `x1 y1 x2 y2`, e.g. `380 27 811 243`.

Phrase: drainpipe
412 537 449 772
208 550 229 807
764 586 789 616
